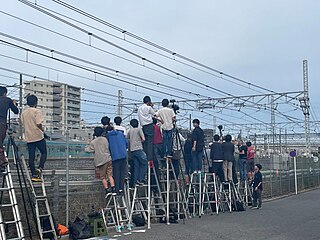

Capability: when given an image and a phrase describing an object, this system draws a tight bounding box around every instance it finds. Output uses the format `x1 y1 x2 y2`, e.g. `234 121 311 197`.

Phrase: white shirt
156 107 176 130
138 104 156 126
114 125 127 136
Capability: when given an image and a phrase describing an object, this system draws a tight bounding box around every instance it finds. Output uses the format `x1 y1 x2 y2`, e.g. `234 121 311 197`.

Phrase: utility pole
213 116 216 134
299 60 311 156
189 114 192 131
117 90 123 118
19 74 23 139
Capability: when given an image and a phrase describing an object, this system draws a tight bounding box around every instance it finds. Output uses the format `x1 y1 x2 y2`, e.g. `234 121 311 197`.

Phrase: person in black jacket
222 134 234 182
210 134 224 182
0 87 19 172
252 164 263 209
184 133 192 184
191 119 204 172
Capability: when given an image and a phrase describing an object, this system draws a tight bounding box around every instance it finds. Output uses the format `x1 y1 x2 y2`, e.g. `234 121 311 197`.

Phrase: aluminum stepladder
219 182 232 213
240 180 253 206
230 181 245 212
148 160 167 222
201 172 220 215
187 172 203 217
128 161 152 230
102 193 131 233
0 160 25 240
160 157 188 223
20 155 57 240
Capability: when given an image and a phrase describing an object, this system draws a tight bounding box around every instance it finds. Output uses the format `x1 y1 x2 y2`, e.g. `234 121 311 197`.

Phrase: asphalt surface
107 188 320 240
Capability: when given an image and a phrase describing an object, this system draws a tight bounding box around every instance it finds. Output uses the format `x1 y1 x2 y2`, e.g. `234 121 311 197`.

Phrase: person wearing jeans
0 86 19 172
238 140 248 182
138 96 157 161
21 95 46 182
156 99 176 158
127 119 148 186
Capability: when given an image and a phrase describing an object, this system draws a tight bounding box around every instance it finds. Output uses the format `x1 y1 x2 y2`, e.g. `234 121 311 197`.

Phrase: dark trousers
112 158 127 193
238 158 247 181
27 139 47 176
212 161 224 182
0 123 7 166
170 158 180 180
131 150 148 184
252 189 262 208
142 123 154 161
232 159 238 184
192 151 203 172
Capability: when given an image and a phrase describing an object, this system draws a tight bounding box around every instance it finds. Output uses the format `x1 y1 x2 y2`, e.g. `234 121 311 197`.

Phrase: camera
170 99 180 114
218 125 223 131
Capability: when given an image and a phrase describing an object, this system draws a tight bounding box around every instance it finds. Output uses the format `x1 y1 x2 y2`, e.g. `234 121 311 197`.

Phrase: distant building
24 80 81 136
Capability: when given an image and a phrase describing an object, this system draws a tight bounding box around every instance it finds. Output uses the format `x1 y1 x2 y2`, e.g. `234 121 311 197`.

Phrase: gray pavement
109 188 320 240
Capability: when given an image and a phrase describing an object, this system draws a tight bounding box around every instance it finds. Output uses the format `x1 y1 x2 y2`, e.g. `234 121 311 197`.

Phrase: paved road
109 188 320 240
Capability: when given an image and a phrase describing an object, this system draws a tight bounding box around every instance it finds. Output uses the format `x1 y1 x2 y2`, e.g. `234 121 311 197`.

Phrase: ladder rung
7 238 24 240
0 203 16 207
35 196 47 200
1 220 19 225
39 214 50 218
0 187 11 191
134 197 149 201
132 210 148 213
42 230 55 234
117 207 128 210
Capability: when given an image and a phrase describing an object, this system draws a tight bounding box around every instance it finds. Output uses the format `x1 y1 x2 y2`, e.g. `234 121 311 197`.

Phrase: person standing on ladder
222 135 234 182
21 95 47 182
210 134 224 182
191 119 205 173
155 99 176 158
0 86 19 173
137 96 157 162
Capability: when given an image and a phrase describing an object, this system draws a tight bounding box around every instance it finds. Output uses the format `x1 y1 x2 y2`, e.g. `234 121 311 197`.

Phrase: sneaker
137 181 145 186
251 206 258 210
0 165 7 174
257 206 262 210
31 176 42 182
167 155 173 159
111 187 117 196
36 168 43 177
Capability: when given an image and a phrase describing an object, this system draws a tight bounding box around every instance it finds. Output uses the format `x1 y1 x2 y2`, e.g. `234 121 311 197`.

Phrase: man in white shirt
156 99 176 158
137 96 156 161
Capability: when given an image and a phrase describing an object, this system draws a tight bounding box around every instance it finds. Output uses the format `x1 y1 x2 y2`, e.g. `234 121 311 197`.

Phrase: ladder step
42 230 55 234
39 214 51 218
35 196 47 200
0 187 11 191
132 210 148 213
134 197 149 201
0 203 16 207
1 220 20 225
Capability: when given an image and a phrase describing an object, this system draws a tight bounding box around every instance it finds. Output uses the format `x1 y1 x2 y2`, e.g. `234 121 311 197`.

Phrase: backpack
69 216 91 240
57 224 69 237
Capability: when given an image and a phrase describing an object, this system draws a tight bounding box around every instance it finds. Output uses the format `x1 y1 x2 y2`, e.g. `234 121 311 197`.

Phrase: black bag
235 200 245 212
69 216 91 240
132 215 145 227
41 216 57 240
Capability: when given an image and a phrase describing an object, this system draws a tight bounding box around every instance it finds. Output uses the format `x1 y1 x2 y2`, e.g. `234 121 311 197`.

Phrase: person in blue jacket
107 128 128 194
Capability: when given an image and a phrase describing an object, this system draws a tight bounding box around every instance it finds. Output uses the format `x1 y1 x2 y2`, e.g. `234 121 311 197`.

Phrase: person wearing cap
251 163 263 209
210 134 224 182
0 86 19 172
85 127 115 196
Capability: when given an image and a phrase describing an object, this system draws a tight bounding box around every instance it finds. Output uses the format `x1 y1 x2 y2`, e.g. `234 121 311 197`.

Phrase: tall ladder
187 172 202 217
161 157 188 223
148 160 167 222
128 161 152 229
102 194 132 233
201 172 220 215
219 182 232 213
21 156 57 240
0 163 25 240
240 180 253 206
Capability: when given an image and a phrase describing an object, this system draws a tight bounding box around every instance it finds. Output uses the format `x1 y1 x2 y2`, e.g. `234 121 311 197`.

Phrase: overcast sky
0 0 319 135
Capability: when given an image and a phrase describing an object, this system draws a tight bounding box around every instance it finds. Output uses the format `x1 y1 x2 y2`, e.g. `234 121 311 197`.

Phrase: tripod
4 129 40 239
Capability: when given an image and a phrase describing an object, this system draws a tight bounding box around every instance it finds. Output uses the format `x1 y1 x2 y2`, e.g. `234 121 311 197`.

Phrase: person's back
210 142 223 160
128 119 147 186
239 144 248 159
156 107 175 131
107 130 127 161
247 145 255 159
90 136 111 167
222 141 235 161
184 138 192 158
0 87 19 171
192 126 205 152
0 96 19 124
21 107 44 143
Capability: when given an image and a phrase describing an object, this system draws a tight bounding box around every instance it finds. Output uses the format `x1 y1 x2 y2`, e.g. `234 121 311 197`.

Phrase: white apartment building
24 80 81 135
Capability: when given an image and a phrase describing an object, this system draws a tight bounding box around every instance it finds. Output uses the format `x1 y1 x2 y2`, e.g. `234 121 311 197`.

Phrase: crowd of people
0 88 263 209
